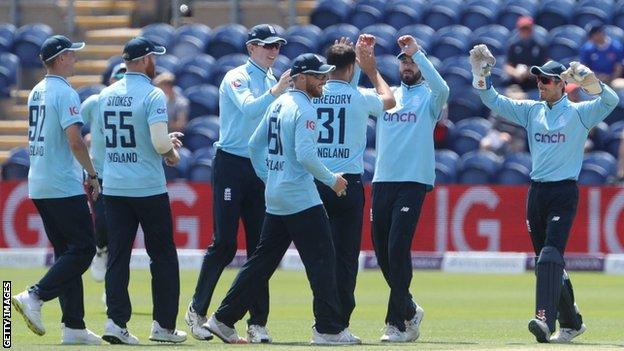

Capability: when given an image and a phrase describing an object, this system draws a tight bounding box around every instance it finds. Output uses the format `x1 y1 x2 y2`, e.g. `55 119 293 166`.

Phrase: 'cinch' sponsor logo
534 132 566 143
383 111 417 123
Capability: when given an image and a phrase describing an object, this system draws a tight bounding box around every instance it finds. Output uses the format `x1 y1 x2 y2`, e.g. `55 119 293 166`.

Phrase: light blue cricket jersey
478 84 619 181
249 89 337 216
373 51 450 186
81 94 104 175
214 59 277 157
312 75 383 174
27 75 84 199
97 72 169 197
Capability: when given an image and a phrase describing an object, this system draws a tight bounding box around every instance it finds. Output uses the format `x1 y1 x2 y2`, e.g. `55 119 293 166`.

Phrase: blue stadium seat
172 24 211 58
0 52 19 91
390 0 428 7
175 54 216 90
450 117 492 155
431 25 472 60
460 5 498 31
396 24 435 53
605 25 624 44
573 7 611 29
140 23 175 49
77 84 105 102
357 0 386 11
350 5 384 29
281 35 317 59
505 0 539 12
271 55 291 80
589 122 609 151
361 24 398 56
548 25 585 61
549 25 586 45
285 24 322 39
0 23 16 53
447 90 486 122
536 0 574 30
367 54 400 86
423 3 462 30
12 24 52 68
183 116 220 152
605 120 624 157
458 150 502 184
440 56 472 92
184 85 219 119
383 4 423 31
188 161 213 183
205 24 247 58
578 151 617 185
497 152 531 184
101 56 123 85
366 118 376 149
163 147 192 180
310 0 353 29
584 150 617 174
471 25 510 56
363 148 376 182
435 149 460 184
210 53 248 87
497 5 535 31
319 24 360 56
1 147 29 180
175 23 211 42
156 54 180 74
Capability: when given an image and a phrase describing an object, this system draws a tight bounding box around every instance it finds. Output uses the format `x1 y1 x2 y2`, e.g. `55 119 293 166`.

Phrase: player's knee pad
537 246 564 266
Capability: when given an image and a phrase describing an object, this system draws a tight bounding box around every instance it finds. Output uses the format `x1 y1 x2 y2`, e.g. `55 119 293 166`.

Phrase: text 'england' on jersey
27 75 84 199
312 80 383 174
97 72 169 197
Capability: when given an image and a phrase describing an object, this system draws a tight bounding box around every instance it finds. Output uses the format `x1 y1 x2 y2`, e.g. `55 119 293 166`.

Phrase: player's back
98 72 168 197
27 75 84 199
312 80 382 174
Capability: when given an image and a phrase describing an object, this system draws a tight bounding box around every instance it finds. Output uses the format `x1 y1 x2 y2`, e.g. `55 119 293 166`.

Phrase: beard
146 59 156 79
401 70 422 86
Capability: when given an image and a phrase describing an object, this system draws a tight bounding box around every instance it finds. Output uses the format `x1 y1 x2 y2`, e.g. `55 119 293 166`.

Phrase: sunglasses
537 76 560 85
257 42 281 50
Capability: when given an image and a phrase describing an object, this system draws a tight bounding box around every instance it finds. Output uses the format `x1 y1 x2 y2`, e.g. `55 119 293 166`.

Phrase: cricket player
11 35 101 345
372 35 449 342
187 24 291 343
98 37 186 344
312 35 395 330
205 53 359 345
470 44 618 343
81 62 126 282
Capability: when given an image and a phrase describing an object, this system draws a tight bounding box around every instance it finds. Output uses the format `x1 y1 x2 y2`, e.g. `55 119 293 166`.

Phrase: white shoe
90 247 108 282
550 324 586 343
528 318 551 343
205 314 247 344
381 324 408 342
247 324 272 343
184 303 213 341
310 327 361 345
11 290 45 336
102 319 139 345
61 324 102 345
149 321 187 343
404 305 425 341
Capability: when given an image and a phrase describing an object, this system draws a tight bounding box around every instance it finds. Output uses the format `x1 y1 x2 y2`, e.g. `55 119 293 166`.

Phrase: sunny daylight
1 0 624 350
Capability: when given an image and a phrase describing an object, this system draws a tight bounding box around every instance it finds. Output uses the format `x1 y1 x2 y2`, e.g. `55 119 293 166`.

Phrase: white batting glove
561 61 602 95
469 44 496 90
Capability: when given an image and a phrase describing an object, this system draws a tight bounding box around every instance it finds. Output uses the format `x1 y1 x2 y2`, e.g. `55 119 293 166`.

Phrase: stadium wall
1 181 624 254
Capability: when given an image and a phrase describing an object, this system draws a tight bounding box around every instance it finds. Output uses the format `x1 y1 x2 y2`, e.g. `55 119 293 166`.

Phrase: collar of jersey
290 88 311 101
545 93 568 110
247 59 272 77
45 74 71 87
124 72 151 81
401 80 424 90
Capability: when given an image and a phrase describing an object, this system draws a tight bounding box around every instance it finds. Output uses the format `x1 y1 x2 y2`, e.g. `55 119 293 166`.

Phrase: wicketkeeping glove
469 44 496 90
561 61 603 95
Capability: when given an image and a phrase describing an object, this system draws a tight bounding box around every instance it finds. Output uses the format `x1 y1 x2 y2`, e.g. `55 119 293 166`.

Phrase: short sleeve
59 89 84 129
146 88 169 125
80 94 98 125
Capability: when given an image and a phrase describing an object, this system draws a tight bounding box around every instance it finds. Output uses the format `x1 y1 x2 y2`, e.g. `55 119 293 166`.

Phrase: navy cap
109 63 126 81
530 60 566 78
40 35 85 62
122 37 166 61
246 24 287 45
290 53 335 76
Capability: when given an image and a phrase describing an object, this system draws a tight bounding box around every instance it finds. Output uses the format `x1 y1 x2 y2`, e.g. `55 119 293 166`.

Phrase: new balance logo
552 216 560 222
400 207 410 212
224 188 232 201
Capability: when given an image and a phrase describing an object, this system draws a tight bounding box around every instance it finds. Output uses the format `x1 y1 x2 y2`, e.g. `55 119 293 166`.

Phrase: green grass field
2 268 622 350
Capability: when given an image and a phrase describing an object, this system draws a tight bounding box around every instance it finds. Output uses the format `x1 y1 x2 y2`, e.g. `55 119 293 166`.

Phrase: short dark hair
325 43 356 71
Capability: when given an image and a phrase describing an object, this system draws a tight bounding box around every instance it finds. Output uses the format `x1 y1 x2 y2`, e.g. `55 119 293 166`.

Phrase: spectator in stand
580 23 624 85
153 72 190 133
504 16 548 91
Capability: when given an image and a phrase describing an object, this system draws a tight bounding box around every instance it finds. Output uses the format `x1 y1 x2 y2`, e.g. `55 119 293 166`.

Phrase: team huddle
10 21 618 346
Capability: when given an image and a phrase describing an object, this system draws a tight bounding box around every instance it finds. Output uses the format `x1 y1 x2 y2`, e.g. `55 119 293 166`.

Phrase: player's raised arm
470 44 535 128
561 61 619 128
356 34 395 110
